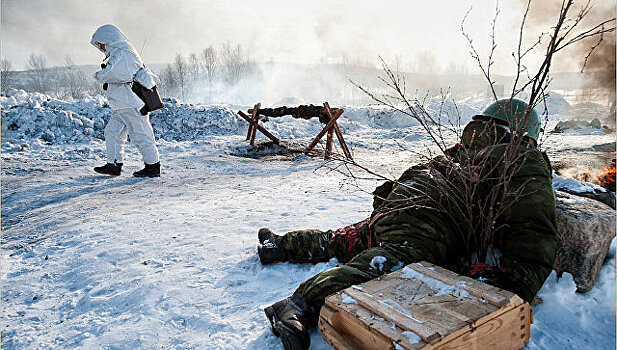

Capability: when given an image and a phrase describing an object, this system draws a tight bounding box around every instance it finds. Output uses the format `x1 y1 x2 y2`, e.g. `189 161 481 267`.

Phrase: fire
599 159 616 192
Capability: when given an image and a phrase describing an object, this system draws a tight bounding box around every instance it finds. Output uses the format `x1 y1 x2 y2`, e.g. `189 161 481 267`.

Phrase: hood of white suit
90 24 136 57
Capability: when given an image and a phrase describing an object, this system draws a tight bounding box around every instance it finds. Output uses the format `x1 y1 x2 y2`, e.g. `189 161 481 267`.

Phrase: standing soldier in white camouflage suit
91 24 161 177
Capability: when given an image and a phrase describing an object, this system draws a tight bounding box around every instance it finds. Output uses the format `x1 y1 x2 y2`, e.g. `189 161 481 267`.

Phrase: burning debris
553 167 616 209
555 158 617 192
599 159 616 192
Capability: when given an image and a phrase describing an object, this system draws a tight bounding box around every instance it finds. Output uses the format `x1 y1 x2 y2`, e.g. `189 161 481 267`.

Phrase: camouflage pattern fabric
279 219 371 264
284 120 557 306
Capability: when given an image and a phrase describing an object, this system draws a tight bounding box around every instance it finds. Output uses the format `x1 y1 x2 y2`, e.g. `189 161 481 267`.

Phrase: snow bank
149 98 244 141
1 89 108 145
0 90 248 146
341 97 483 130
1 90 488 149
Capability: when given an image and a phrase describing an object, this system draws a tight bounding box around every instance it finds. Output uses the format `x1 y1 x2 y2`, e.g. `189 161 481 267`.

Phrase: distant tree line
0 44 481 104
157 41 256 102
0 41 255 103
1 53 102 99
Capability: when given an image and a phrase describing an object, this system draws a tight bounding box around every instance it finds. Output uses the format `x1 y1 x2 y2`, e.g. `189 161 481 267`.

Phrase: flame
599 159 616 191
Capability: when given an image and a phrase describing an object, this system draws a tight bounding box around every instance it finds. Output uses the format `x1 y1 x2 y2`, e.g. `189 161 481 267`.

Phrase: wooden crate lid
322 261 527 349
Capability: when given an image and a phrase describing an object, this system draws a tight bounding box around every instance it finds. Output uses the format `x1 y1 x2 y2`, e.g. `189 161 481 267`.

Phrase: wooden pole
249 103 260 146
246 104 256 140
237 111 280 144
323 102 352 159
325 128 334 160
333 123 352 159
304 108 343 156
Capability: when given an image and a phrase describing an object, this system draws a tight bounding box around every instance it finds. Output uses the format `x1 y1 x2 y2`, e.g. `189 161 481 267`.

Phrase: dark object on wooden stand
237 102 353 160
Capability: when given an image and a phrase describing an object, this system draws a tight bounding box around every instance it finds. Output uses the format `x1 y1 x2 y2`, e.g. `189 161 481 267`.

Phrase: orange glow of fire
599 161 616 188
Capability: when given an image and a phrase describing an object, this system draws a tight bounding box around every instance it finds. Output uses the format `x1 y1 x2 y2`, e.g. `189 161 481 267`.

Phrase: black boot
94 162 122 176
257 228 288 265
133 162 160 178
258 242 289 265
258 228 283 245
264 293 314 350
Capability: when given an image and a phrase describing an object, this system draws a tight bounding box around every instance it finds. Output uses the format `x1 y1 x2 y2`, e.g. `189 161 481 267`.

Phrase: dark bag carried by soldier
131 82 163 115
132 66 164 115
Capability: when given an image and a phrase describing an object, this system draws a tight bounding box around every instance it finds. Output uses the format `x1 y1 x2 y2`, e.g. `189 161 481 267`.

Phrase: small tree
1 59 14 95
415 50 438 74
201 45 217 83
201 46 218 102
173 54 189 101
188 53 201 88
61 55 87 99
26 53 51 94
220 42 254 85
158 64 177 98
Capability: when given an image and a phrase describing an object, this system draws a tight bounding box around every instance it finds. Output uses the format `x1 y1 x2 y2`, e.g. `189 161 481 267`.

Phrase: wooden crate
319 261 532 350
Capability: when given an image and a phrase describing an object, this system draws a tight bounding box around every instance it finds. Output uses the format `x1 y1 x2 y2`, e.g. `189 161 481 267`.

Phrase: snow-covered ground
2 90 615 349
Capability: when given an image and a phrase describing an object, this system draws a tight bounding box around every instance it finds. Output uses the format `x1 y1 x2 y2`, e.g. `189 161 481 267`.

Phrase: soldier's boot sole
276 320 310 350
258 244 289 265
264 297 290 337
264 297 311 350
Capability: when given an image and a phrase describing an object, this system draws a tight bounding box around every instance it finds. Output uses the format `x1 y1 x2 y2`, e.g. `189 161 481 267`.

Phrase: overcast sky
1 0 614 73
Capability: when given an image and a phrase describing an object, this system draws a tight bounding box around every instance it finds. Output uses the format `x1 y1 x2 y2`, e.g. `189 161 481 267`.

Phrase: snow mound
552 172 607 193
518 91 571 115
0 90 245 146
1 89 108 145
2 90 488 148
149 98 244 141
341 98 482 130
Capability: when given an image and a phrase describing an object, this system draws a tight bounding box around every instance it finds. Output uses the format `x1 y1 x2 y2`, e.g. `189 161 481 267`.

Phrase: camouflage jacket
370 120 557 302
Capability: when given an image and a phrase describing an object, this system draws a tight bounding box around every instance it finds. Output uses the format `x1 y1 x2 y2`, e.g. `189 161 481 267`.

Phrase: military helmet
481 98 540 141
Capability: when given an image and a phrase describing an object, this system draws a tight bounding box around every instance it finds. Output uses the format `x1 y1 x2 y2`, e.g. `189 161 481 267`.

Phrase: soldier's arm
495 152 558 302
94 52 139 84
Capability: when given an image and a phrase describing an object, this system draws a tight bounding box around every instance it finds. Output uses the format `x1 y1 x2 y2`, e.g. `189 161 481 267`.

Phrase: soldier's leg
294 208 465 308
281 219 370 264
116 108 159 164
278 229 335 264
104 112 128 164
265 243 414 350
258 219 370 265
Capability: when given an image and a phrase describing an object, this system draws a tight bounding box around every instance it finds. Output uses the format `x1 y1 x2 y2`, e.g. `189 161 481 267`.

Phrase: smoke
166 62 379 107
513 0 616 87
579 36 616 89
1 0 489 70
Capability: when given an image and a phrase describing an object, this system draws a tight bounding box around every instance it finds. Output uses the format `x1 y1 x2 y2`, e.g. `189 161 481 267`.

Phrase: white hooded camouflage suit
91 24 159 165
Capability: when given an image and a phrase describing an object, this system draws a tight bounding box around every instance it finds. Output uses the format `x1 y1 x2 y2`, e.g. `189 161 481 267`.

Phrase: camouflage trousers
281 212 463 308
